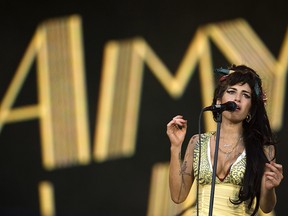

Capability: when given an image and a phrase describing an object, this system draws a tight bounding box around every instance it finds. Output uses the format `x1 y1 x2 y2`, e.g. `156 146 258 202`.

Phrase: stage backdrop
0 1 287 215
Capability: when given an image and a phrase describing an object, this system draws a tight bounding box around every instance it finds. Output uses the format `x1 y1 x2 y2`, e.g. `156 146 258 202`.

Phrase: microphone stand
208 111 222 216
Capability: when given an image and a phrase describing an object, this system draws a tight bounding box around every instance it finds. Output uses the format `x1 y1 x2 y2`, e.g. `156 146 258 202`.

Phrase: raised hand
263 161 283 190
166 115 187 147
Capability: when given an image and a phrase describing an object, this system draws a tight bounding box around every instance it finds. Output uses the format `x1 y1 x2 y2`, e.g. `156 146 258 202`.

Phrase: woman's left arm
260 145 284 213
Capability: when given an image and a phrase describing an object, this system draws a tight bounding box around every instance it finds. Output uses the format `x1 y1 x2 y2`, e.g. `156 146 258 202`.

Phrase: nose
234 93 241 102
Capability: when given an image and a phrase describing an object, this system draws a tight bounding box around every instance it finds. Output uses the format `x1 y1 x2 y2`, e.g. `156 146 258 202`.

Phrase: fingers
265 162 283 175
264 162 284 186
167 115 187 129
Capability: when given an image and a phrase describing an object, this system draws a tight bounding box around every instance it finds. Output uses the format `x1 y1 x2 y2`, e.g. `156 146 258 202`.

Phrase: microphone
202 101 237 112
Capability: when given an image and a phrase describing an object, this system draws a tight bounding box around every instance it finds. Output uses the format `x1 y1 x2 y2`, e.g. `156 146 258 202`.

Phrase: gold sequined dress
191 132 255 216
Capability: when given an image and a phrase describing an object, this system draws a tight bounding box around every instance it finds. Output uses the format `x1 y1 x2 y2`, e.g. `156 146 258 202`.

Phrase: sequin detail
193 132 246 185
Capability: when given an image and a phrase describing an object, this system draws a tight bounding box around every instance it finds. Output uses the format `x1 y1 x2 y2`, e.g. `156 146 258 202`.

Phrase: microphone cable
196 109 204 216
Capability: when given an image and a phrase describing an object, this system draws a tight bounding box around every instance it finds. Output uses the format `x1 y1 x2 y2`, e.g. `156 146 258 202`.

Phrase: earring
246 114 252 123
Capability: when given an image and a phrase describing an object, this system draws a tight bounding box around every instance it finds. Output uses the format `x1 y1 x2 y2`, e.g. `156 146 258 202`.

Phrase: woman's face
218 82 252 123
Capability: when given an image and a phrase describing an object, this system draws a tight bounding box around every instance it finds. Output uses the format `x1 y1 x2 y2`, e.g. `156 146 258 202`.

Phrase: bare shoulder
187 134 200 150
263 145 276 161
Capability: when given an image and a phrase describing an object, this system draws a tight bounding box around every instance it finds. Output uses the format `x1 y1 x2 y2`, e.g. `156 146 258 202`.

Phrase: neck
219 120 243 138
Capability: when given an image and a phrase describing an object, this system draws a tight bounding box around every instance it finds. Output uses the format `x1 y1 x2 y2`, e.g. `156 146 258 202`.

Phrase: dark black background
0 0 287 215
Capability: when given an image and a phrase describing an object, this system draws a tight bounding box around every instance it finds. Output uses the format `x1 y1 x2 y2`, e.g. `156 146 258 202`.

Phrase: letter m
94 18 288 162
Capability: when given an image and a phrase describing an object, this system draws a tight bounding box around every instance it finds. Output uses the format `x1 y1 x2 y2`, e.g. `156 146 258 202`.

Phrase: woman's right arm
167 115 196 203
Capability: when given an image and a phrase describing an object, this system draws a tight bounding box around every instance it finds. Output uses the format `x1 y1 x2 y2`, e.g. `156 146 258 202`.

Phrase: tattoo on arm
176 138 195 202
178 152 181 163
177 159 192 201
177 160 190 202
179 161 192 176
